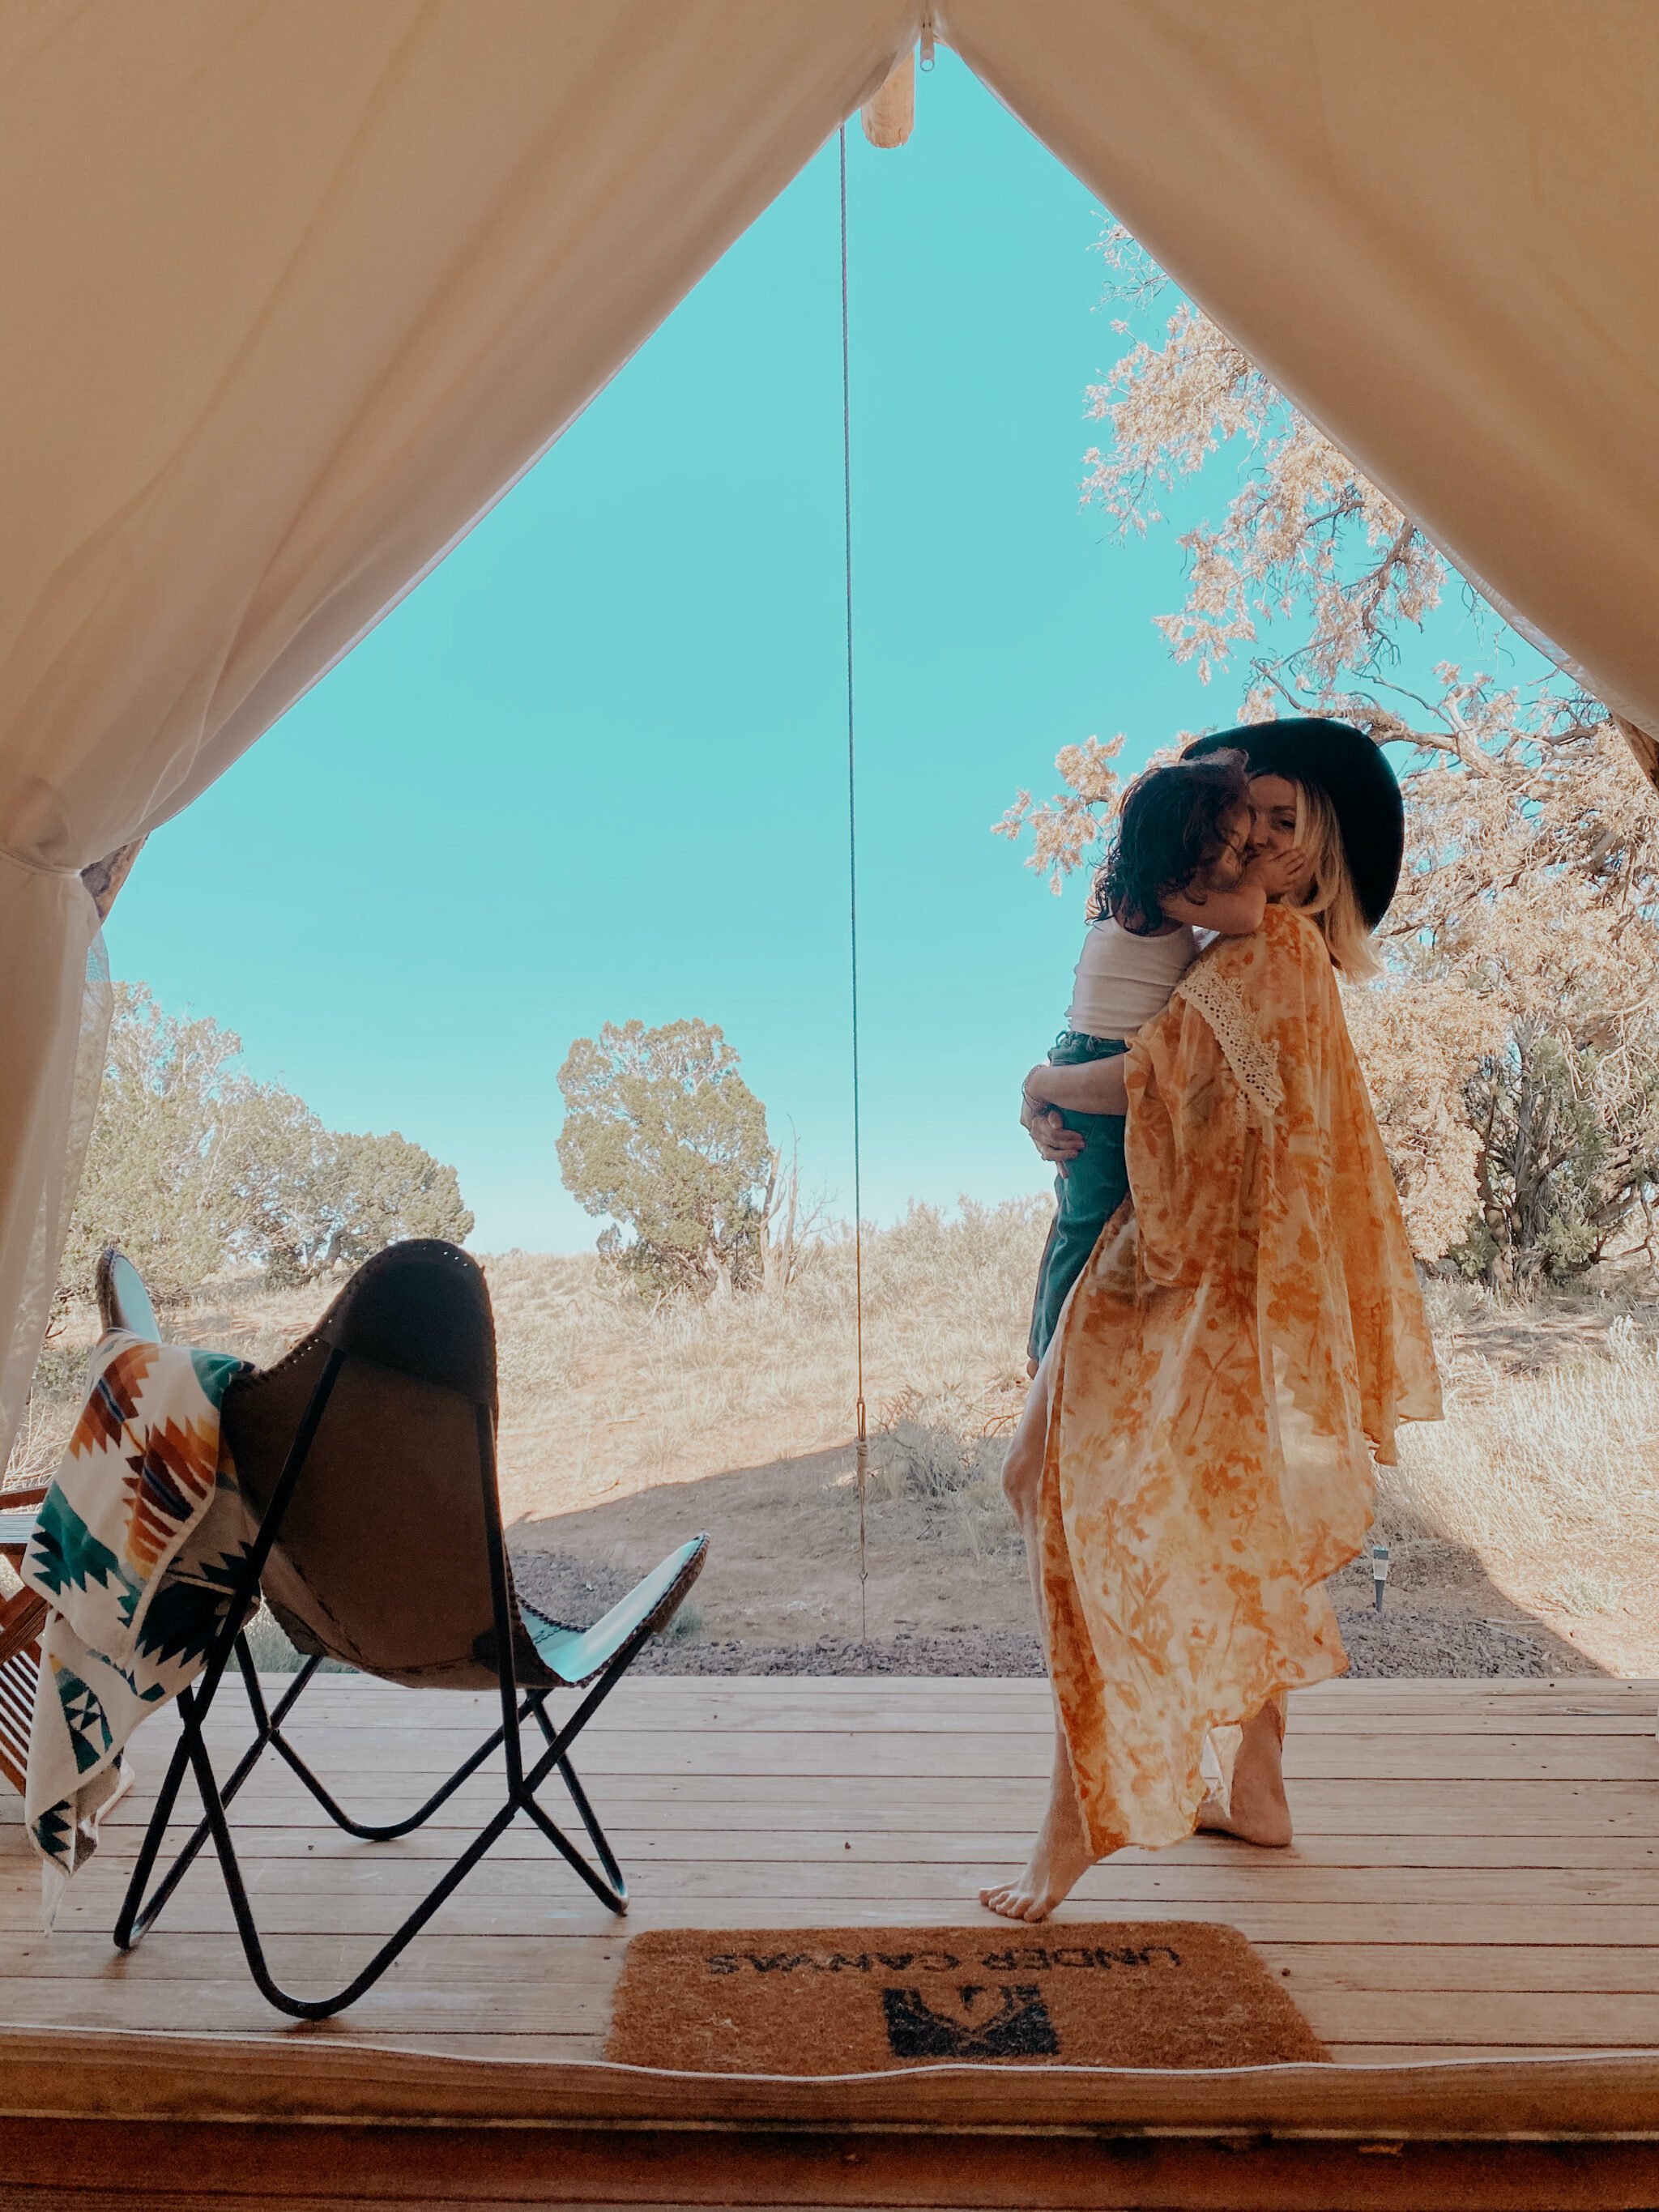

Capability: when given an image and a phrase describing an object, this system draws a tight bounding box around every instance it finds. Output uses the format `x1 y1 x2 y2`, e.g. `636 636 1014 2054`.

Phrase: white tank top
1065 917 1201 1038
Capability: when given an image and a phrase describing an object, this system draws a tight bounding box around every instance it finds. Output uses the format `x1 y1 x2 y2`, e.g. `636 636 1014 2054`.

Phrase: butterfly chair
0 1253 157 1795
108 1238 707 2020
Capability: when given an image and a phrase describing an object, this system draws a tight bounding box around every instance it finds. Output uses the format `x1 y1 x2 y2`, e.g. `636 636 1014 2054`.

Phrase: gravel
1333 1607 1578 1677
630 1630 1051 1677
507 1549 1593 1679
510 1548 664 1630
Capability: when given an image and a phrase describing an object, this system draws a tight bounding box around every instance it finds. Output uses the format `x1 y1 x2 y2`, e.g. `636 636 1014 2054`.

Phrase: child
1022 749 1271 1370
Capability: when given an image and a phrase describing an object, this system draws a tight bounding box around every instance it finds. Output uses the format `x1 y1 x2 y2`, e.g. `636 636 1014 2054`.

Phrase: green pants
1027 1032 1131 1365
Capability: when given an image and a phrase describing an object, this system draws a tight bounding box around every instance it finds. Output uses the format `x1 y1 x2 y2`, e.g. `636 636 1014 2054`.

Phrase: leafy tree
997 233 1659 1287
215 1095 475 1285
61 985 473 1301
214 1081 337 1285
557 1020 777 1298
322 1129 476 1276
60 987 243 1302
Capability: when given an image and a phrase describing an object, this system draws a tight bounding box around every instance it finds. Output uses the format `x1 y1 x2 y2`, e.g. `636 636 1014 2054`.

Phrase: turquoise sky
103 55 1498 1252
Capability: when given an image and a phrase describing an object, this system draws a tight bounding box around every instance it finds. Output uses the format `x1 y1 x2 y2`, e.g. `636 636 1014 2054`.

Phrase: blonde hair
1288 780 1383 982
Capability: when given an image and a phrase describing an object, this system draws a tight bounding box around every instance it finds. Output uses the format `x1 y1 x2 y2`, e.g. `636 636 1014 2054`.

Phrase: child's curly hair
1090 750 1252 934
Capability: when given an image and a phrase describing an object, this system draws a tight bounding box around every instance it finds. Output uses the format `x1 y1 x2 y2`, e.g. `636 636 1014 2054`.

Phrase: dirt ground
508 1544 1599 1679
503 1290 1657 1681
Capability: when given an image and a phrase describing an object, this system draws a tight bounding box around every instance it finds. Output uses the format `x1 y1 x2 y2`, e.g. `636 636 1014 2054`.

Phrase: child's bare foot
979 1763 1094 1922
1195 1700 1293 1848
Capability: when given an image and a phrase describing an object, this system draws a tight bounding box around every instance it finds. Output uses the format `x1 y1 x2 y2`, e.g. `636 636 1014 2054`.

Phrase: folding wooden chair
106 1238 707 2019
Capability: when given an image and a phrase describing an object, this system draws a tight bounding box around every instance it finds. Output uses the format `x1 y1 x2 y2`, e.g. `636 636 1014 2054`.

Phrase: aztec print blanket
21 1329 253 1913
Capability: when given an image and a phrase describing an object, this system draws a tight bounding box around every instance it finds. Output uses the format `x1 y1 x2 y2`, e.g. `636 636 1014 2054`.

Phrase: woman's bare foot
979 1735 1095 1922
1195 1699 1293 1848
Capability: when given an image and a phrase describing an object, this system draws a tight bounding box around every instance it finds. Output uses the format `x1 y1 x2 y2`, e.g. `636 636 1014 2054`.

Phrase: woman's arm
1162 880 1266 936
1024 1057 1130 1117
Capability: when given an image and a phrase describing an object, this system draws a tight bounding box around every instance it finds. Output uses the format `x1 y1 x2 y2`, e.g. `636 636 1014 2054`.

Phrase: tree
213 1081 337 1285
61 985 474 1301
996 233 1659 1286
215 1096 475 1285
322 1129 475 1275
60 987 244 1303
557 1020 776 1298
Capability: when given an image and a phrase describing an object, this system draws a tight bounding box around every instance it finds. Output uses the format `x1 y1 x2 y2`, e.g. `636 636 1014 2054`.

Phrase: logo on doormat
881 1983 1060 2060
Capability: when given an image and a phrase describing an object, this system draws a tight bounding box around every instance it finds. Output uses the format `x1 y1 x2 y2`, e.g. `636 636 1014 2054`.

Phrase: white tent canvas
5 0 1659 1447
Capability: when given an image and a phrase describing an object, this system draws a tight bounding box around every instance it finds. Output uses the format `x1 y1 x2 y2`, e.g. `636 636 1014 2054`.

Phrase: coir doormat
603 1923 1328 2074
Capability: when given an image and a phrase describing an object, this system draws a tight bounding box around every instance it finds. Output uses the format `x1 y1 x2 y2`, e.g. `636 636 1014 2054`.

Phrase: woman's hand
1247 844 1313 900
1021 1086 1083 1168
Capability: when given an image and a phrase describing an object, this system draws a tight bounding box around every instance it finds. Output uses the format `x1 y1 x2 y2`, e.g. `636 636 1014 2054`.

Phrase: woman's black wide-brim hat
1180 717 1405 929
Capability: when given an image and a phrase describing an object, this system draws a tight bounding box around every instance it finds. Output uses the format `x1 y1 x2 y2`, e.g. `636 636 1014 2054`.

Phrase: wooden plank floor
0 1673 1656 2073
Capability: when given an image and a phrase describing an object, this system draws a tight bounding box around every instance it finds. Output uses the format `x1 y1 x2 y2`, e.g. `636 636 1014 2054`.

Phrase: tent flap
0 0 917 1455
945 0 1659 739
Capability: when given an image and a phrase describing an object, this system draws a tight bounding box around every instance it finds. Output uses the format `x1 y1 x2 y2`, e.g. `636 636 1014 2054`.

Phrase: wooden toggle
861 49 915 149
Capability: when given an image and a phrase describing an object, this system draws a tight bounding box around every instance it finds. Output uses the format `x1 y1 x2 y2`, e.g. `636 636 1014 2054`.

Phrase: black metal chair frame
112 1345 646 2022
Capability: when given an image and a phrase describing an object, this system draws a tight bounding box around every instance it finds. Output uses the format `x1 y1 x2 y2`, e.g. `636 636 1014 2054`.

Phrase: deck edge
0 2023 1656 2137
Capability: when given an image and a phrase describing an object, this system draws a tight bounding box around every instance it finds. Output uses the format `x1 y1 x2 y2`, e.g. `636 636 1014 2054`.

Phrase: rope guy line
838 121 869 1643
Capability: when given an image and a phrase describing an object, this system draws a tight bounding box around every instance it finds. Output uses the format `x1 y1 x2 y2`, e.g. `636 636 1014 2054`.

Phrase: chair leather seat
521 1538 704 1687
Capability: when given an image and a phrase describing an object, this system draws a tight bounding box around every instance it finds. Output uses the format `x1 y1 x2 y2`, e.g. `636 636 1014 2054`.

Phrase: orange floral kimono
1040 903 1441 1855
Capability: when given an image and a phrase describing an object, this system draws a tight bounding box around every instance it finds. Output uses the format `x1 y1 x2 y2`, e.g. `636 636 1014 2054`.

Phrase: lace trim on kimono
1174 962 1284 1119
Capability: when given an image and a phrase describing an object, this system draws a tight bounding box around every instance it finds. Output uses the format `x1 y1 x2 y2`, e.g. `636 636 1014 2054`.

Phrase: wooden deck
2 1673 1659 2204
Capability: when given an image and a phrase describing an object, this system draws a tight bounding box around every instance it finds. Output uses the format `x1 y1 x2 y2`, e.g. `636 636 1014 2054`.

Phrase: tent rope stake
838 121 868 1644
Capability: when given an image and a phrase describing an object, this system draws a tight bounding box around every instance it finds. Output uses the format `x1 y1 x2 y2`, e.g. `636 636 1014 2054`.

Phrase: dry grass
5 1203 1046 1552
11 1208 1659 1666
1381 1287 1659 1636
480 1201 1044 1513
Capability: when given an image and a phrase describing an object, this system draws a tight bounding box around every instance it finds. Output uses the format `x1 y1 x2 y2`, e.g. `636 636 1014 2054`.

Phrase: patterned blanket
21 1330 253 1912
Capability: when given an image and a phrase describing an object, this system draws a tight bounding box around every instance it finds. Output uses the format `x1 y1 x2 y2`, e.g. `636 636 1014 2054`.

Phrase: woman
983 718 1441 1924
